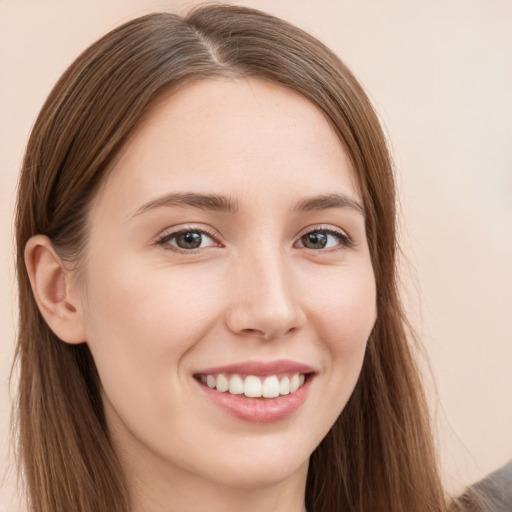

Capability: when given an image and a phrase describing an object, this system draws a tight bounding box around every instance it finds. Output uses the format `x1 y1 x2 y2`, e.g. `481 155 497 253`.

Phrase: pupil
303 232 327 249
177 232 202 249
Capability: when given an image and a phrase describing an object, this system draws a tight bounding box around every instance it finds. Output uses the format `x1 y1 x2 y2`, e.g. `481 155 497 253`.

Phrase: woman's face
80 78 376 494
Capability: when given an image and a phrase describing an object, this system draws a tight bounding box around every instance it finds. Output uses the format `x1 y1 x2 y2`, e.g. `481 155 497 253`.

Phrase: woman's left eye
157 229 217 251
295 229 352 250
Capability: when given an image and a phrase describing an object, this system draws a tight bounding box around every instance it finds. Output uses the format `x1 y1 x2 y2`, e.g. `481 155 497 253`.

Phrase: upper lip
195 360 315 377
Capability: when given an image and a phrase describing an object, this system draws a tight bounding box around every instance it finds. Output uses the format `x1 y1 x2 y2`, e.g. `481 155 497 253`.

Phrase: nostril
225 293 306 339
238 326 298 341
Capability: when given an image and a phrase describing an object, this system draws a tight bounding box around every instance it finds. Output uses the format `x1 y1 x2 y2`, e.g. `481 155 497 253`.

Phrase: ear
24 235 86 344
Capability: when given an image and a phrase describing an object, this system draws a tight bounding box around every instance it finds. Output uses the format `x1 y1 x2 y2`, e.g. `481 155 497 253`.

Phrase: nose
225 249 306 340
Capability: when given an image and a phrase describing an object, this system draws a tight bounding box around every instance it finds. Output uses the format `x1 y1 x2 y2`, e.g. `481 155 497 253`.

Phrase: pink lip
194 360 315 423
195 359 315 377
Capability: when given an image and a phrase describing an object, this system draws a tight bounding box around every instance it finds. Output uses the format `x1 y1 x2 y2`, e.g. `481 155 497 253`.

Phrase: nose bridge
226 242 304 339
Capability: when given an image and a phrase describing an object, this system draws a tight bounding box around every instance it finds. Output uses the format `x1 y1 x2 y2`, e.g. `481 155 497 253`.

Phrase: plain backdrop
1 1 511 510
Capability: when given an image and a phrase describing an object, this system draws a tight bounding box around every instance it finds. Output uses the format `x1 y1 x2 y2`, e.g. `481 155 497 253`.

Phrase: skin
27 78 377 512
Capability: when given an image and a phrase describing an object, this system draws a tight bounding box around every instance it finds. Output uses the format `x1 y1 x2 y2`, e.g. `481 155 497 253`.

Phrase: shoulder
455 461 512 512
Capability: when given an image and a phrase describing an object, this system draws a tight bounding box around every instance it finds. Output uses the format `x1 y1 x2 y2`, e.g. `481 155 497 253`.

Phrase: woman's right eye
157 229 218 251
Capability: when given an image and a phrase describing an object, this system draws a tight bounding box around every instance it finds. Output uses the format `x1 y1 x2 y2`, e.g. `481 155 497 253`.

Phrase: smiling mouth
194 361 315 422
195 372 308 398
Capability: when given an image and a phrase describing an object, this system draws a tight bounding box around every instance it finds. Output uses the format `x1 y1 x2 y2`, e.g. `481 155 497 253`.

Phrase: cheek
291 262 376 447
304 261 376 419
305 262 376 356
81 254 222 390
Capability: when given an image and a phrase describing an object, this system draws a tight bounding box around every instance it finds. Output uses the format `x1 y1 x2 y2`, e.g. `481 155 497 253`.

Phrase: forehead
94 77 359 218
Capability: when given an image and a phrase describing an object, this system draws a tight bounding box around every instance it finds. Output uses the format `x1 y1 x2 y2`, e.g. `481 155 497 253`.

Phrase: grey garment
456 461 512 511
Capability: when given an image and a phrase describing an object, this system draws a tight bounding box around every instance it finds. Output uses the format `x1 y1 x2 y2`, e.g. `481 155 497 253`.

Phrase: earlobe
25 235 86 345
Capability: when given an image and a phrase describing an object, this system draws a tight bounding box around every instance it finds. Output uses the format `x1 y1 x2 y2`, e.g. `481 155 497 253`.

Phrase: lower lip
196 377 312 423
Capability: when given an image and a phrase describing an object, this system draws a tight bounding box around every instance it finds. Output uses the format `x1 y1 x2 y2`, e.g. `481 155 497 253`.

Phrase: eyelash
155 225 354 253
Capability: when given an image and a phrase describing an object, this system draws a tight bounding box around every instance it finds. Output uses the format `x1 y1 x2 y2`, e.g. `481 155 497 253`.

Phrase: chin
200 436 312 490
206 456 309 490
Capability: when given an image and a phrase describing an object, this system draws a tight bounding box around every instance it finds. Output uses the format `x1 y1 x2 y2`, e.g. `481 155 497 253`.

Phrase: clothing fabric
457 461 512 511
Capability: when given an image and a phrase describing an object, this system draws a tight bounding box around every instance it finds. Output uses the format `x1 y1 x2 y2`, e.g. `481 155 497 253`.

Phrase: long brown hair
14 5 448 511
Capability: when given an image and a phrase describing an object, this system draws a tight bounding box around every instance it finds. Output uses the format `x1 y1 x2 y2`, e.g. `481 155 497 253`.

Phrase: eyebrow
132 191 364 218
293 193 365 216
133 192 240 217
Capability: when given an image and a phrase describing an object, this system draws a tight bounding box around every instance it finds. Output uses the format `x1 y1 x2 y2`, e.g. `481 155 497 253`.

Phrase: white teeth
244 375 262 397
216 374 229 392
228 375 244 395
201 372 307 398
289 373 300 393
206 375 216 388
262 376 280 398
279 376 290 395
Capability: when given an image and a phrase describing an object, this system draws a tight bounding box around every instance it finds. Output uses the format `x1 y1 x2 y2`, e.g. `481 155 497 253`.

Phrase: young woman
13 4 499 512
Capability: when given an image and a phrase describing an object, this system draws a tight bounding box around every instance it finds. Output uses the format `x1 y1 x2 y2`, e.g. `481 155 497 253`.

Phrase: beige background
1 1 511 510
